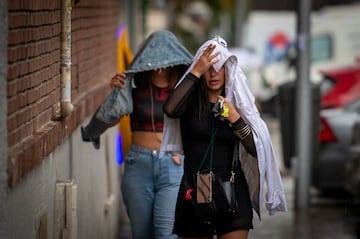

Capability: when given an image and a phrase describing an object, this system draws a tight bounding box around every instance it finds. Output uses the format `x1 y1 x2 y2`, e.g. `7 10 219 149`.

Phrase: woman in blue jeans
82 30 192 238
109 31 192 239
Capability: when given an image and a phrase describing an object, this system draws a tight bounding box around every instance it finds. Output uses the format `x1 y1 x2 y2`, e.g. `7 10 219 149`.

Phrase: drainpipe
60 0 74 118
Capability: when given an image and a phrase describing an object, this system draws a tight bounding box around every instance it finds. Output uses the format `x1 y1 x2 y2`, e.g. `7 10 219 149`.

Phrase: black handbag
185 117 238 224
187 172 237 224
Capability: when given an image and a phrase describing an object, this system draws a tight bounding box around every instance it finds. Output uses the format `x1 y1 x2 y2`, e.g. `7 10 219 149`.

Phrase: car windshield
345 97 360 112
319 77 336 95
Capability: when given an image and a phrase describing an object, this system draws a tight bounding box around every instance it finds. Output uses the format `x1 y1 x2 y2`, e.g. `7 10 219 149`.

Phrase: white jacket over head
161 35 288 218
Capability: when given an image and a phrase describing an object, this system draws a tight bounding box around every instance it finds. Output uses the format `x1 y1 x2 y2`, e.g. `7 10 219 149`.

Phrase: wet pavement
251 116 359 239
118 116 360 239
249 175 360 239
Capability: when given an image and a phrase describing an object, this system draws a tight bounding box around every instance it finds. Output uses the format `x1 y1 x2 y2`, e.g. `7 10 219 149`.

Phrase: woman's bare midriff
131 131 163 150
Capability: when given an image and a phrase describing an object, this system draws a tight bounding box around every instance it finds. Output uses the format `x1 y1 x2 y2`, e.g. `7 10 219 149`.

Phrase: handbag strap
197 116 218 173
195 116 240 183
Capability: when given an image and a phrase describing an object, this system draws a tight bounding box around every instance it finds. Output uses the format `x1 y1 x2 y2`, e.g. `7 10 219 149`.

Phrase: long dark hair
192 77 209 120
192 76 225 120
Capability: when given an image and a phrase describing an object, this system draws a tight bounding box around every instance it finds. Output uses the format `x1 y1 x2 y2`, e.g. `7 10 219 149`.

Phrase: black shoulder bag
185 117 238 224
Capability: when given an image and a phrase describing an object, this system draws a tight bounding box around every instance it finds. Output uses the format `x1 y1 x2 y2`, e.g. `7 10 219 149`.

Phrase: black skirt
173 165 254 238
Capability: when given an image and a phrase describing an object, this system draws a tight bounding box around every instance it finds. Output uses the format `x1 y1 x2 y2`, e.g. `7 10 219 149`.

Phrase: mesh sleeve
163 73 199 118
233 118 257 157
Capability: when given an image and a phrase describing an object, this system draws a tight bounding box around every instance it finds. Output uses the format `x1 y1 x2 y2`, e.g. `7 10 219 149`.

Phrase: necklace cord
149 84 162 143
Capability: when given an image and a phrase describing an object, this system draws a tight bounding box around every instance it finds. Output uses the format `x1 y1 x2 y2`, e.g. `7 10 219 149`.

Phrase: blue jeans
121 144 183 239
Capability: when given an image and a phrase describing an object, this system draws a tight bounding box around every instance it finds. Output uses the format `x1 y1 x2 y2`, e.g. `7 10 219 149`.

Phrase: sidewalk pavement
250 116 359 239
249 174 359 239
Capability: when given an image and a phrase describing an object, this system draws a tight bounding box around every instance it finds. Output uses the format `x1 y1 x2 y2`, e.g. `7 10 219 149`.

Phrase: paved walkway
251 116 358 239
249 175 359 239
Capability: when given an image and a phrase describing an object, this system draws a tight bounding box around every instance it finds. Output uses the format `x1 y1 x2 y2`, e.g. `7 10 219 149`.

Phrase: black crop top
130 83 170 132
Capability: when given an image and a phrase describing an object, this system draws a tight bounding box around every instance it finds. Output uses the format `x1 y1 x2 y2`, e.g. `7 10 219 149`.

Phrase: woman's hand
218 96 240 124
110 73 126 89
191 44 220 78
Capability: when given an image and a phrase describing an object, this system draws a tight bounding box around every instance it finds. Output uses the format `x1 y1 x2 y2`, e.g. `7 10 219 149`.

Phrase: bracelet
234 126 251 140
234 124 252 140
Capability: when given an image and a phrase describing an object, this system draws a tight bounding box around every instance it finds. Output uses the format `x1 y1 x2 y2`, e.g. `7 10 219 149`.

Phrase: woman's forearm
163 73 199 118
232 118 257 157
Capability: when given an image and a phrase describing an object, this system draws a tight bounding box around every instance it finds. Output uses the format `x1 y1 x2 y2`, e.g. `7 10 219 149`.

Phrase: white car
313 97 360 192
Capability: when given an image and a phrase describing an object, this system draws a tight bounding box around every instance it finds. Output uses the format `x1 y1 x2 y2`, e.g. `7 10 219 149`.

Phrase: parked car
313 96 360 192
277 64 360 169
320 64 360 109
344 120 360 197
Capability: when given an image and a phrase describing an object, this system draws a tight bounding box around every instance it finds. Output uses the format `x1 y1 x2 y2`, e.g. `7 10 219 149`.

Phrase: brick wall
7 0 120 187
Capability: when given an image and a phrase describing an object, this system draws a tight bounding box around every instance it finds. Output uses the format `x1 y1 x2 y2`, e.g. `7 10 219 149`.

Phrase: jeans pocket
164 153 184 184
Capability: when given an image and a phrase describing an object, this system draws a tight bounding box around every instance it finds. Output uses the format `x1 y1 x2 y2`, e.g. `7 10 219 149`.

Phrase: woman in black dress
163 38 258 239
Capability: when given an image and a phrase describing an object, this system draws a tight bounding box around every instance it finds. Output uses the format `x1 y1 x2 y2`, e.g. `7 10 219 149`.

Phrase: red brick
7 0 121 188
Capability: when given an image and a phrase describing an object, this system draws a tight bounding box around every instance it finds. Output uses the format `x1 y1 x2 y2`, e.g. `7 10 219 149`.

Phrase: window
311 34 333 62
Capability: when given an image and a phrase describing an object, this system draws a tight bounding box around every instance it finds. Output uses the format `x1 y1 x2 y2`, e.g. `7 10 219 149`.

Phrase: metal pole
234 0 245 46
295 0 312 210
